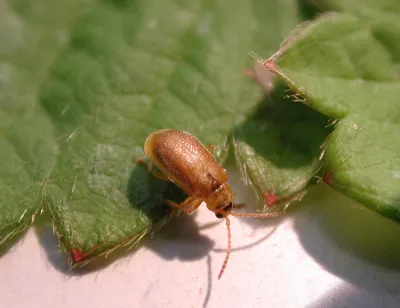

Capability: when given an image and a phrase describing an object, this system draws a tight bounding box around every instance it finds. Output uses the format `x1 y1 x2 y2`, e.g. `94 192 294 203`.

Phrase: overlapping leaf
233 83 330 208
264 0 400 220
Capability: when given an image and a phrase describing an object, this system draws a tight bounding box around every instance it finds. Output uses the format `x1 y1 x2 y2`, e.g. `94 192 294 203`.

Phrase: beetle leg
164 196 194 211
135 157 169 181
205 144 215 154
184 199 203 214
165 197 203 214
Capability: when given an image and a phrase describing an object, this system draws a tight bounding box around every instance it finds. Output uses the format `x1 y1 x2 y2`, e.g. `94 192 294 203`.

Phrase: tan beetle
136 129 283 279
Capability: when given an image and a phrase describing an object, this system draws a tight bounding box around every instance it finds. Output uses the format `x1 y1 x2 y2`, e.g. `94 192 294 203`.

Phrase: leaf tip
323 171 333 186
264 193 279 207
263 59 278 73
71 248 91 263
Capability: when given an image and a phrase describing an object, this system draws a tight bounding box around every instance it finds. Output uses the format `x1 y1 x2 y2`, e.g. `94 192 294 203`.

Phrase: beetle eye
215 213 224 219
223 202 233 212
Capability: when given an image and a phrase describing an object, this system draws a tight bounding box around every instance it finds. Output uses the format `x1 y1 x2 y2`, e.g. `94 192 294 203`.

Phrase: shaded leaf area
234 84 331 208
264 1 400 220
0 0 93 244
35 0 301 263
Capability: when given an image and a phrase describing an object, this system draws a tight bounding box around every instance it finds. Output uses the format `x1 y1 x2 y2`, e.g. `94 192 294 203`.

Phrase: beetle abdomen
144 129 227 198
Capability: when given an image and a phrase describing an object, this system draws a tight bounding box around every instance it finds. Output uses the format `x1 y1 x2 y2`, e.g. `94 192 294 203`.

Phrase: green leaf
233 84 330 208
32 0 302 262
0 0 91 244
264 1 400 220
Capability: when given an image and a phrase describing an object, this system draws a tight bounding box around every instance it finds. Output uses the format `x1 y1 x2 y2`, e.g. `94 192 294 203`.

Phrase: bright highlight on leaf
0 1 82 244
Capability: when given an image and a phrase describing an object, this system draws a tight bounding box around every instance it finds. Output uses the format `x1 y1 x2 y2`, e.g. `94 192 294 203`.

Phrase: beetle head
206 183 235 219
215 201 233 219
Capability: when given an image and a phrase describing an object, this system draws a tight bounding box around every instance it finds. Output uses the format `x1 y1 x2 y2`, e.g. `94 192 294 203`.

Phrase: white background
2 172 400 308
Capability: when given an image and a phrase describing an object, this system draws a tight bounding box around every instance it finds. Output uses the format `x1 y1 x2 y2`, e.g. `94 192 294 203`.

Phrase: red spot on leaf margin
263 59 277 72
323 171 333 185
71 249 91 262
264 193 278 207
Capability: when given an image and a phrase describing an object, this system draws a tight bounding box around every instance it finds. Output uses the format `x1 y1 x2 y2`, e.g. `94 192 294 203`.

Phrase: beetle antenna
218 216 232 280
231 212 284 218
